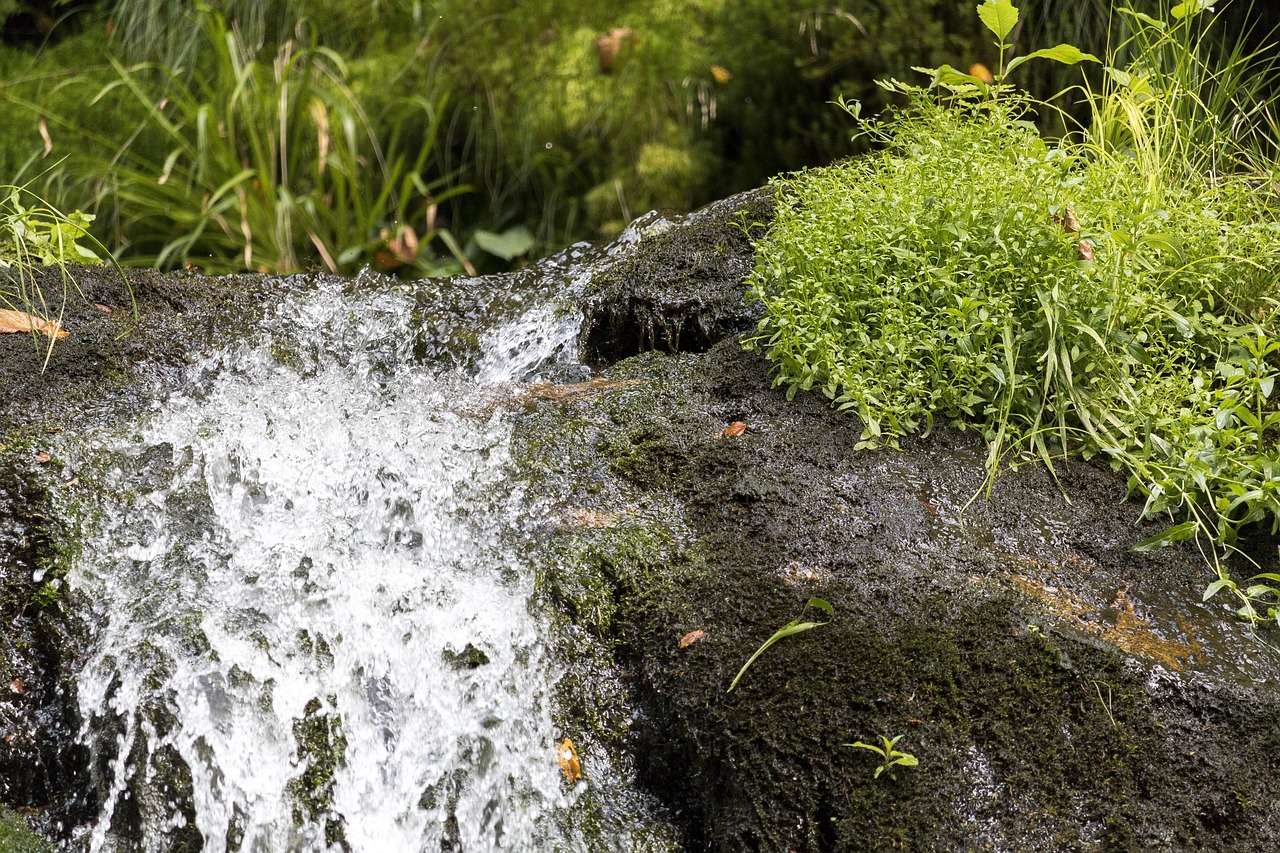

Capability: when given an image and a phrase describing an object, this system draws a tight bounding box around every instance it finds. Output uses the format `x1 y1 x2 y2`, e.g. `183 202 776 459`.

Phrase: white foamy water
62 271 641 852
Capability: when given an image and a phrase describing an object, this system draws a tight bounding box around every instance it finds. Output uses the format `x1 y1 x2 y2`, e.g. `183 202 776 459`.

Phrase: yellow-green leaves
976 0 1018 44
1170 0 1215 20
1005 44 1099 76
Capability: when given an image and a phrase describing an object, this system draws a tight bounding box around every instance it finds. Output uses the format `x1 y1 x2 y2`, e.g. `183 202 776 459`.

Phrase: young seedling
846 734 919 780
726 597 833 693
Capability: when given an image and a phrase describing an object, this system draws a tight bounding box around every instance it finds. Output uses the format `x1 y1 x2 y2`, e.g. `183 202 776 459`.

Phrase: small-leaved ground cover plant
747 0 1280 624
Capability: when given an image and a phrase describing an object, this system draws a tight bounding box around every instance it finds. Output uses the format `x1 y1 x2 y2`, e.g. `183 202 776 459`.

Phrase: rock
517 191 1280 851
578 188 773 365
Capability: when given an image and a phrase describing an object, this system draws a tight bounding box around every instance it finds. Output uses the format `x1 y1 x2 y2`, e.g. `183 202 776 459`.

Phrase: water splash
62 262 664 851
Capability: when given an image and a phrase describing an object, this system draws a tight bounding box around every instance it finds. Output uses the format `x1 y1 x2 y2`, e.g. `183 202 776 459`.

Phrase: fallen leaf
710 64 733 84
9 679 22 695
61 477 78 488
595 27 636 74
0 308 68 340
34 452 51 464
722 421 747 437
679 629 707 648
94 304 113 313
1078 240 1094 262
556 737 582 782
38 116 52 157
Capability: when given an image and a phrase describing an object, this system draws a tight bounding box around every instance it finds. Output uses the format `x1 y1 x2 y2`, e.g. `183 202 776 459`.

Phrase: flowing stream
60 241 673 851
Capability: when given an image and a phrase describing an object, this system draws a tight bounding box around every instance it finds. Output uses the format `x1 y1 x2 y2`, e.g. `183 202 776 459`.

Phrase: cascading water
59 244 676 851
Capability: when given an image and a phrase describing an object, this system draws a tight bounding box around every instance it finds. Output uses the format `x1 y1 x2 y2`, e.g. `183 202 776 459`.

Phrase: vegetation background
0 0 1270 277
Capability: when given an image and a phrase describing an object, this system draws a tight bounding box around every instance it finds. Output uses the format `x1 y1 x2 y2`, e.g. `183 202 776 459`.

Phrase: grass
79 6 468 275
746 0 1280 625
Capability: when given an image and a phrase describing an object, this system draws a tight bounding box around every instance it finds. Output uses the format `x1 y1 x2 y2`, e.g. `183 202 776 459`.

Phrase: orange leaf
722 421 747 437
34 452 51 464
969 63 995 84
556 737 582 782
679 629 707 648
9 679 23 695
0 308 67 339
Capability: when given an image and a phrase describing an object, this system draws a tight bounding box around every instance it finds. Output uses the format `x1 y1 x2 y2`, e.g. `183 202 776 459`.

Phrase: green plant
747 0 1280 629
845 734 919 780
0 183 109 365
727 597 832 693
81 5 467 275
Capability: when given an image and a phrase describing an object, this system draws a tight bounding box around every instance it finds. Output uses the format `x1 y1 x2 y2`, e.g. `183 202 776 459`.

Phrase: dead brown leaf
969 63 995 84
1078 240 1094 262
722 421 747 437
38 116 52 158
556 737 582 782
0 308 68 339
679 629 707 648
9 679 23 695
34 452 51 464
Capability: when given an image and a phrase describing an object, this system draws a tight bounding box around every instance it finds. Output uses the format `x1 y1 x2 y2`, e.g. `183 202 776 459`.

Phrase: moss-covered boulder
518 191 1280 851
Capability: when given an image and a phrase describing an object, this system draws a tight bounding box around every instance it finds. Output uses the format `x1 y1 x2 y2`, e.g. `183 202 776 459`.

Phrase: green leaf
1132 520 1197 551
846 741 884 755
1203 577 1235 602
1005 45 1100 75
1170 0 1213 20
727 598 833 692
1116 8 1166 30
474 225 534 261
976 0 1019 43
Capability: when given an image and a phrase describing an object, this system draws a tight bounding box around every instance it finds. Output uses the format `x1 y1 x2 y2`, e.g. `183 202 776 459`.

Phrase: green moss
288 697 348 849
0 809 53 853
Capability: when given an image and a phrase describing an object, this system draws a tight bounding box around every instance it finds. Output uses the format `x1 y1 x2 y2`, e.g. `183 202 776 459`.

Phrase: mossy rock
516 190 1280 851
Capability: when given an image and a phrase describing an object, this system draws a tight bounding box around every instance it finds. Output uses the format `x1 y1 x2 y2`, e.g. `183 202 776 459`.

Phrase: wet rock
443 643 491 670
517 191 1280 851
578 188 774 365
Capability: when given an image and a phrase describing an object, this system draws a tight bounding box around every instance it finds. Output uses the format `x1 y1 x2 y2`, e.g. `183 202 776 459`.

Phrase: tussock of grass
747 1 1280 624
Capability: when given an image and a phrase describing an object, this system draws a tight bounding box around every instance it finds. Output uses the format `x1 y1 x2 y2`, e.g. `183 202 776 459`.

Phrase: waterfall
61 253 669 851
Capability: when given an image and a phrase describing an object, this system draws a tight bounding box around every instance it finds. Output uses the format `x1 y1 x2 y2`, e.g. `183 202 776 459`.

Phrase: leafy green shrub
747 0 1280 623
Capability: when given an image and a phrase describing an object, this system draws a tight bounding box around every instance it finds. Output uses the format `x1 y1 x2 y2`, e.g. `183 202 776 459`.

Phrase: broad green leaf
1116 7 1167 30
474 225 534 261
1171 0 1213 20
1132 520 1197 551
1203 577 1235 602
1250 573 1280 584
927 64 988 89
1006 45 1100 75
976 0 1019 43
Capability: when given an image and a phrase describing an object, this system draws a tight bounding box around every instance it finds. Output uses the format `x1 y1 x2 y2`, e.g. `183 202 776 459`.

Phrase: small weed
845 734 919 780
727 597 832 693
